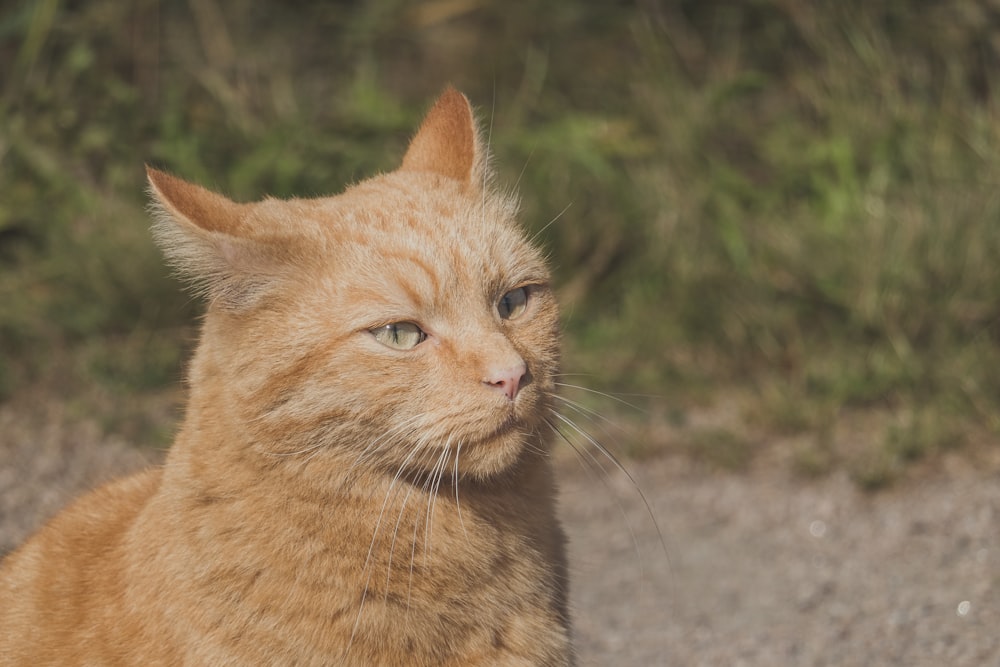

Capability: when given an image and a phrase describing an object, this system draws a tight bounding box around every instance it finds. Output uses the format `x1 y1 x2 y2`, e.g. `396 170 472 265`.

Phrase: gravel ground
561 455 1000 666
2 404 1000 666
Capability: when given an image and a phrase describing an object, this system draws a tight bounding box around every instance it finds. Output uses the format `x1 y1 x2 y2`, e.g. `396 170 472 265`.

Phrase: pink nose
484 362 527 401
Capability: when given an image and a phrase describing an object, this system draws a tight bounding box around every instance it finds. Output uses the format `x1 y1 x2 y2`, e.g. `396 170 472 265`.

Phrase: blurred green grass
2 0 1000 485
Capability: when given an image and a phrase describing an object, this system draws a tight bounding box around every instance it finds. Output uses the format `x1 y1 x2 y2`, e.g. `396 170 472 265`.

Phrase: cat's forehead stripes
310 174 544 317
347 243 444 319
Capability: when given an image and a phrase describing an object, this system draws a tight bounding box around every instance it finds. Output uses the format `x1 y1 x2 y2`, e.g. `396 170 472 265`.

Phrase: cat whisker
547 412 669 571
383 461 421 602
529 202 572 245
406 487 422 611
399 435 444 612
555 373 666 398
453 442 470 543
344 416 425 482
399 441 447 611
294 443 328 475
553 381 648 414
350 435 432 651
480 83 495 222
545 415 646 578
554 377 666 404
512 146 536 193
261 414 421 470
519 428 549 457
421 444 452 568
552 394 627 435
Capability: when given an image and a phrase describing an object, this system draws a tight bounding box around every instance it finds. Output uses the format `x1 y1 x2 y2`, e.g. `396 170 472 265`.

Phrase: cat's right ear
146 167 279 309
401 87 486 188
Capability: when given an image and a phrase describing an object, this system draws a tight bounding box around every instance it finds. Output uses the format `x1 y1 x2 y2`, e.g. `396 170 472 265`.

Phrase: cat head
147 88 560 482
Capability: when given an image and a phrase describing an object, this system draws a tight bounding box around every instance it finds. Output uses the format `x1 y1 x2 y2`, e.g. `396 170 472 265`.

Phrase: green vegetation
2 0 1000 483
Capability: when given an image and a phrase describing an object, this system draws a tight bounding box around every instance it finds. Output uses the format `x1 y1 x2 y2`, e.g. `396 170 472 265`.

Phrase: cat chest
136 489 567 664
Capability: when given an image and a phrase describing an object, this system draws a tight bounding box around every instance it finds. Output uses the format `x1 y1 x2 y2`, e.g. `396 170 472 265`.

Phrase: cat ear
401 86 485 187
146 167 281 309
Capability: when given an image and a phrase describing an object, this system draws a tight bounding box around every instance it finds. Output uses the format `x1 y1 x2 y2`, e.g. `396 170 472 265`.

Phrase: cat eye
498 286 529 320
370 322 427 350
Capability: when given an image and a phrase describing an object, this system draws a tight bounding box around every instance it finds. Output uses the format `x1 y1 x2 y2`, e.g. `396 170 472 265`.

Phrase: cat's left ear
401 87 486 188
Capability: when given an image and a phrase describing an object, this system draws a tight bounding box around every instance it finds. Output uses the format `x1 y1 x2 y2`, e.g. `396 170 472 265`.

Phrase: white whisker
347 416 424 472
548 411 670 571
553 393 618 428
453 442 469 543
406 491 422 610
546 415 644 575
530 202 573 245
480 82 495 219
348 435 430 651
554 381 648 414
384 467 420 600
512 146 536 193
422 444 451 567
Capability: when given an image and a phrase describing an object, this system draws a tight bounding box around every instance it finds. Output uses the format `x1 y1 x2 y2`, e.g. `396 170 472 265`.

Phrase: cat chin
449 426 545 480
367 424 533 483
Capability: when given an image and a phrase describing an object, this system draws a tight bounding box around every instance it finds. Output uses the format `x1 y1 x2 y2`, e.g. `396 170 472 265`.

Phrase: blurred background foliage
3 0 1000 486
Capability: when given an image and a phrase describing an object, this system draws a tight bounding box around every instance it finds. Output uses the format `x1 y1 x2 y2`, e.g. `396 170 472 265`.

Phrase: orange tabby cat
0 88 573 666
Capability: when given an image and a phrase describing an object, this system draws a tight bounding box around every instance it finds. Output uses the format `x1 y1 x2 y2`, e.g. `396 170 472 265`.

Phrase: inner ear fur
401 86 486 186
146 167 297 310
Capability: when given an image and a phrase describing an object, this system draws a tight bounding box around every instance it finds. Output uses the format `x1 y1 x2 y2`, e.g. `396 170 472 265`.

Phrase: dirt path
560 454 1000 666
2 406 999 665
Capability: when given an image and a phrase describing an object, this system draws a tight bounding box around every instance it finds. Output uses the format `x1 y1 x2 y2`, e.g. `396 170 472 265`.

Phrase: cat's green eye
498 286 529 320
371 322 427 350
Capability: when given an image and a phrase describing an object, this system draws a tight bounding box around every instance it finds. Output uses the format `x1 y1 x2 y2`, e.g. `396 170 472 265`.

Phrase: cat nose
483 361 527 401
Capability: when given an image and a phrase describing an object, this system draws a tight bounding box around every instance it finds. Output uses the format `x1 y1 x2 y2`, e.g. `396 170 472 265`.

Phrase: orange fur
0 88 572 665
